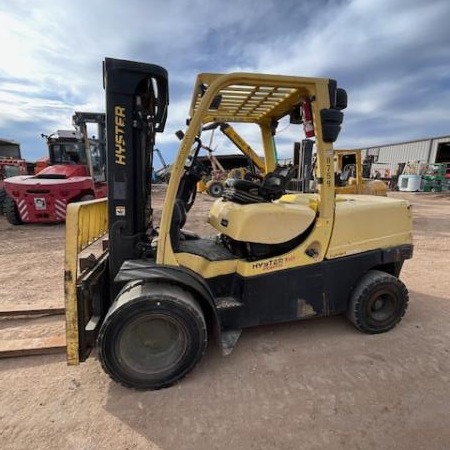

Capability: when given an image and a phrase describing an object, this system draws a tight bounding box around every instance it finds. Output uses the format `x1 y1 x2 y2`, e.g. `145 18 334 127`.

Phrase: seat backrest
223 165 297 204
170 199 187 251
340 165 353 183
259 165 298 200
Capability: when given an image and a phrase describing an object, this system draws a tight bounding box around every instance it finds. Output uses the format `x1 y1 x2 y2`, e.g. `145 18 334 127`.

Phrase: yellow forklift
334 149 388 196
65 58 413 390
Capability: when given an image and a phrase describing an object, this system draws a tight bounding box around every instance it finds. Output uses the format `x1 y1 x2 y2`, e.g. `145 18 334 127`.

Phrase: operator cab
47 130 87 165
44 127 106 181
171 124 319 261
158 71 347 272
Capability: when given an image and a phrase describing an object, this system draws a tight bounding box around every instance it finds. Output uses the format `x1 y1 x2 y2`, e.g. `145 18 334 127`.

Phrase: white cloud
0 0 449 161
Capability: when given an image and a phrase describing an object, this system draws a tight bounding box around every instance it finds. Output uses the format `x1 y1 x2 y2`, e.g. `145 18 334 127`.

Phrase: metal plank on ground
0 335 66 358
0 304 65 317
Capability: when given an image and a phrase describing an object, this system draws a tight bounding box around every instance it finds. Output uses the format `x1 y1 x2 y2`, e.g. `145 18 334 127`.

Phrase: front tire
98 282 207 390
347 270 408 334
4 196 22 225
0 188 6 215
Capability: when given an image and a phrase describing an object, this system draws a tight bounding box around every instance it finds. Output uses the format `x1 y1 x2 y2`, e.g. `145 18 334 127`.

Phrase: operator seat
223 165 297 204
170 199 187 251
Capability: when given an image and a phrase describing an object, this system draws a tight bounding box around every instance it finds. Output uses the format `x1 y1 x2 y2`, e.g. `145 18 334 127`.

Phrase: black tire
4 196 22 225
98 282 207 390
79 194 95 202
206 180 224 197
0 188 6 215
347 270 408 334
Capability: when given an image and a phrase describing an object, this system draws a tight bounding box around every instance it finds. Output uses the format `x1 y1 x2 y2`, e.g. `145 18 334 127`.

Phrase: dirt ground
1 189 450 450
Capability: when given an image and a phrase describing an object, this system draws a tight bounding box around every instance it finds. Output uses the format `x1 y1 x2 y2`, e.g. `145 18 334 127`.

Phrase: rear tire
347 270 408 334
206 180 224 197
4 196 22 225
98 282 207 390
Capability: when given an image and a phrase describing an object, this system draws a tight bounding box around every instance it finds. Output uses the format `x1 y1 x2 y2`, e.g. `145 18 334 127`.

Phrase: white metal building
361 135 450 178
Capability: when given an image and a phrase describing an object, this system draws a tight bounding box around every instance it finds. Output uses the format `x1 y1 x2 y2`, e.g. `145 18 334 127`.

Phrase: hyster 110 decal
252 255 295 271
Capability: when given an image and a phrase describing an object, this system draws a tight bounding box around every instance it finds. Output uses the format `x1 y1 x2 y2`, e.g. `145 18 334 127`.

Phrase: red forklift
3 112 106 224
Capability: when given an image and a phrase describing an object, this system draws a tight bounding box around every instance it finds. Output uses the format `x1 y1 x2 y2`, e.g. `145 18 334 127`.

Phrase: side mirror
320 109 344 143
175 130 185 140
335 88 347 110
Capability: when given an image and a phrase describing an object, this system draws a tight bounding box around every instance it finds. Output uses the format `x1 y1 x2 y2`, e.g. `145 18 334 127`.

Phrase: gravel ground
0 190 449 450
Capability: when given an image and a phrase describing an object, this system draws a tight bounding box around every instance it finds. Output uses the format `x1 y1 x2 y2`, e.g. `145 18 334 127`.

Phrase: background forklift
65 58 413 390
334 149 388 196
4 112 106 224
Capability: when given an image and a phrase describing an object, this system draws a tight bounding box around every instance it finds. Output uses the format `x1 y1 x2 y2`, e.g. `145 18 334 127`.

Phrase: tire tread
98 282 207 390
347 270 408 334
4 196 22 225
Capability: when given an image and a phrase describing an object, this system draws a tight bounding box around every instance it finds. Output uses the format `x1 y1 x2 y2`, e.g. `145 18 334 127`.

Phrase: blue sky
1 0 449 165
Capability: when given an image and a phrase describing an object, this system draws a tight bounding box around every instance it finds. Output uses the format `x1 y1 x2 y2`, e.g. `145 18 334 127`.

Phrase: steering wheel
175 137 211 213
185 155 208 179
183 138 209 177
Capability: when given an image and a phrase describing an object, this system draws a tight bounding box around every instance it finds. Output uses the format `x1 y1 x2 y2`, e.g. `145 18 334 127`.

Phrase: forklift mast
72 112 106 180
72 112 106 142
103 58 169 281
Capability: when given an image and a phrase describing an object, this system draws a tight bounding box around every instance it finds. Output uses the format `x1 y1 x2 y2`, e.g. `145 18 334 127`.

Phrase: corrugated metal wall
361 136 450 177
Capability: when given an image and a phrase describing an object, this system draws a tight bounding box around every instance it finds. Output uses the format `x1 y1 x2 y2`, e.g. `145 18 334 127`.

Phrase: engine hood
36 164 89 179
4 174 93 189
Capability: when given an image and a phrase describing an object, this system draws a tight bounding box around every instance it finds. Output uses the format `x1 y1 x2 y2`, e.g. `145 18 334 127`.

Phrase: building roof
363 135 450 150
0 138 20 146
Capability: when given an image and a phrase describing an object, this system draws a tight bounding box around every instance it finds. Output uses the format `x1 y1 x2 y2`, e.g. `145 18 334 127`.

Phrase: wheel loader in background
196 122 266 197
3 112 106 224
65 58 413 390
153 148 171 183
